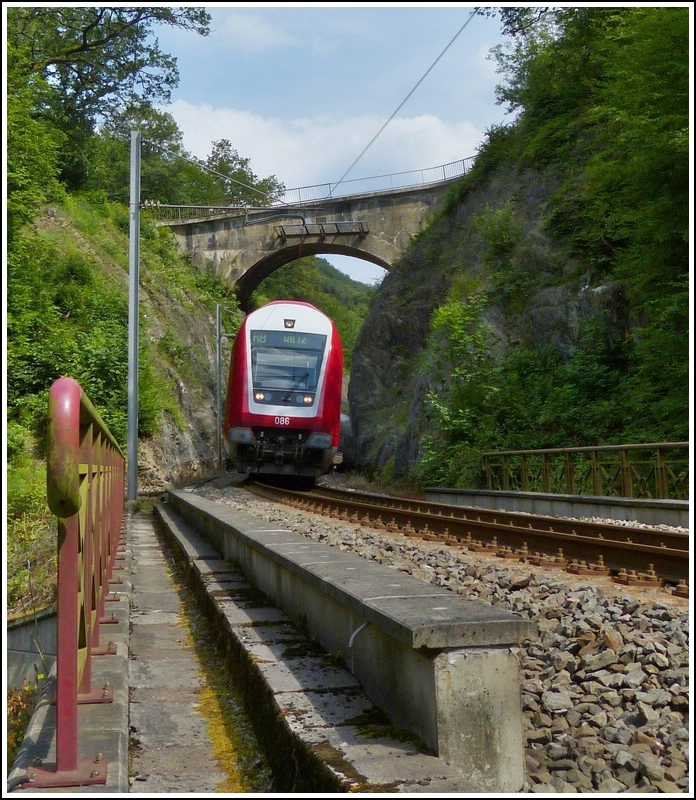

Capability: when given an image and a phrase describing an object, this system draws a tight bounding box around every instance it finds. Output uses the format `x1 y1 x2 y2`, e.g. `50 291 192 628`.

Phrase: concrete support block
434 648 525 792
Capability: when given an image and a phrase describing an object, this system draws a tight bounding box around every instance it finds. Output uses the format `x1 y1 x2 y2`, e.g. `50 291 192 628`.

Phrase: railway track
246 481 690 597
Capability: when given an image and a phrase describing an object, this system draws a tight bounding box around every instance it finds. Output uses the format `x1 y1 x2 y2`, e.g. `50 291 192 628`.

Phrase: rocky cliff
347 165 629 480
136 280 225 493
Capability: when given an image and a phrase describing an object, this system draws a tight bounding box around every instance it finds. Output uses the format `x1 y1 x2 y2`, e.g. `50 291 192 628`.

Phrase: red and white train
223 300 343 484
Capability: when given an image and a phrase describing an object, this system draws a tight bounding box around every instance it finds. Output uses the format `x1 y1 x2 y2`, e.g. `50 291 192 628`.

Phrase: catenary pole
127 130 141 501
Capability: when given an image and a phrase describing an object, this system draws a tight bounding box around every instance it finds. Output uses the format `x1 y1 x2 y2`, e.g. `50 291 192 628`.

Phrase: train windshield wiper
282 371 309 402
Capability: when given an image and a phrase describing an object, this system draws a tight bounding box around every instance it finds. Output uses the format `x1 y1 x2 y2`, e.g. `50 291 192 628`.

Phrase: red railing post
47 377 82 774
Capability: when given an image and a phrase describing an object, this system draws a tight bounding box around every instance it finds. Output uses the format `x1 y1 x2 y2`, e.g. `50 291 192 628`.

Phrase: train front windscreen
249 330 326 408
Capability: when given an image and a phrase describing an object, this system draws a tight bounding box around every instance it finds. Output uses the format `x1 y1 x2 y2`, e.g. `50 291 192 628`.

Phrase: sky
153 3 513 284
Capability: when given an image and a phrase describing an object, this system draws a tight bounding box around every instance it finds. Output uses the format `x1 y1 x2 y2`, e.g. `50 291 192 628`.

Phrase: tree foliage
419 6 689 486
84 104 220 205
6 6 210 188
5 84 66 241
417 292 497 486
205 139 285 207
6 221 158 448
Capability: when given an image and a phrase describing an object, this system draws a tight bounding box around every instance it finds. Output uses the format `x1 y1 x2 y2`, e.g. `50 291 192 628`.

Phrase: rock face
137 406 218 493
135 280 232 493
348 166 629 478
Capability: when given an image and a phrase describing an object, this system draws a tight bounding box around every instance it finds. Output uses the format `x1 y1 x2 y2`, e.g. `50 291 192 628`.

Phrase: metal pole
127 130 141 501
216 304 222 470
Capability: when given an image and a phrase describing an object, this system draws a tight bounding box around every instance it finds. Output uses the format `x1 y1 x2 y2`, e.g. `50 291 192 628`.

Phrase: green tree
579 9 689 297
6 6 210 188
484 6 688 289
205 139 285 207
85 103 221 204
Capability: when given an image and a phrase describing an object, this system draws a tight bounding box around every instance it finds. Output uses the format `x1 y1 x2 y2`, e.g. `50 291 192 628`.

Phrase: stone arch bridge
151 158 473 309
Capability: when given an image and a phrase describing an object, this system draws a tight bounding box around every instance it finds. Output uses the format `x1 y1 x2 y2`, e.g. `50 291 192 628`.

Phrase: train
223 300 344 486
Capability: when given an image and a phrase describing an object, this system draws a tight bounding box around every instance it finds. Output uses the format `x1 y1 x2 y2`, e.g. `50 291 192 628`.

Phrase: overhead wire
312 9 478 217
141 10 478 214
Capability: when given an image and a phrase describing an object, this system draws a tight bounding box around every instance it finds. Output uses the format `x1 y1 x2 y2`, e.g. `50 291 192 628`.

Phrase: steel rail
309 487 688 548
246 482 689 593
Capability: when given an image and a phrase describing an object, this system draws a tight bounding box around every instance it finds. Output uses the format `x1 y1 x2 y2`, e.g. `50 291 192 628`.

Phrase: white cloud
213 12 298 52
167 99 486 191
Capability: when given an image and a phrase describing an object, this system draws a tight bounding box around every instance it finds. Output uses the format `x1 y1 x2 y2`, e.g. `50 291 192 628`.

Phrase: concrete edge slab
153 501 483 793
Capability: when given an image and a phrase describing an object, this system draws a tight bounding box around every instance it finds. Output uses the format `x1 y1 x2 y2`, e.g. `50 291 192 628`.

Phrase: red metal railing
25 377 125 788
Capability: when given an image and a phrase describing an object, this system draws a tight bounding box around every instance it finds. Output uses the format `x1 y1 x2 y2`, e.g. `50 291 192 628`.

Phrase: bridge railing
274 156 476 205
481 442 689 500
142 157 476 221
21 377 125 788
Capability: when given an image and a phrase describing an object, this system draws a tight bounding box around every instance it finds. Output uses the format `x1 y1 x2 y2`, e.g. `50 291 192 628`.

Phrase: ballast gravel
190 478 691 795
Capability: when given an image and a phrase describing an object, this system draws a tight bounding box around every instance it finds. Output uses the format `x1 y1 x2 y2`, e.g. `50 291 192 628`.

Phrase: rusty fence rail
21 377 126 788
481 442 689 500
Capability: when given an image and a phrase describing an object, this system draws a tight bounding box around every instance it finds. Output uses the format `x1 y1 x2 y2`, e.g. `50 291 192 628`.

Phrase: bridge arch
153 160 474 309
234 243 388 309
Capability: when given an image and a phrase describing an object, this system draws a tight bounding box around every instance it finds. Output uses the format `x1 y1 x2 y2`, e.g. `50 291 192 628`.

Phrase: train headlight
302 395 313 404
254 391 267 402
305 432 333 449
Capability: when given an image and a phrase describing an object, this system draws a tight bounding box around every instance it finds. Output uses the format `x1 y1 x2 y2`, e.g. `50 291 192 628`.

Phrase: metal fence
274 157 476 205
23 377 125 788
481 442 689 500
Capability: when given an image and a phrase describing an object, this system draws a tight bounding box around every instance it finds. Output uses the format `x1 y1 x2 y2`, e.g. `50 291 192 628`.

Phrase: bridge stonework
156 180 460 307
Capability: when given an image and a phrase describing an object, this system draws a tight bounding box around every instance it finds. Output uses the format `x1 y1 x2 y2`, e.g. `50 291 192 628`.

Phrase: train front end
224 301 343 481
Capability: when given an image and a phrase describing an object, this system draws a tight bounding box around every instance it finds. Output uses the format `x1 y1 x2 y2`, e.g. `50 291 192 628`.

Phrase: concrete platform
9 485 539 793
7 508 482 794
154 497 484 792
156 489 537 791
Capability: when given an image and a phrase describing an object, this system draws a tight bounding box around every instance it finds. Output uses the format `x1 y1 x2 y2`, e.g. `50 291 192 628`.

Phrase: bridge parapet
274 156 474 205
143 157 475 221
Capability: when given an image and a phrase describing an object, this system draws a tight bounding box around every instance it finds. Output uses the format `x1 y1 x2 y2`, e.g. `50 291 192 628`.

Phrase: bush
7 681 40 768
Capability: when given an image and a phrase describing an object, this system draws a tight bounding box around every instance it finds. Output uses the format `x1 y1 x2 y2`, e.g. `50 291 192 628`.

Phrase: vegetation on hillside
5 7 374 624
414 6 689 486
6 198 373 621
7 681 41 767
